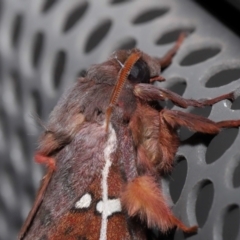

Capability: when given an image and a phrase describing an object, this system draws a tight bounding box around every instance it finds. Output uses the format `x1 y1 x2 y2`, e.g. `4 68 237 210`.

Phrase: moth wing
23 122 107 239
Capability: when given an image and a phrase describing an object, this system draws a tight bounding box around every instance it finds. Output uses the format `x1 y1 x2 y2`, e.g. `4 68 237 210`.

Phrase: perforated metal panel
0 0 240 239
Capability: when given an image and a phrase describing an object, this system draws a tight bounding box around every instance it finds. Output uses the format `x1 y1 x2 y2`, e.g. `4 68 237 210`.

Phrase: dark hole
52 50 66 89
206 128 239 164
84 20 112 53
231 96 240 110
42 0 59 13
11 14 23 48
63 2 89 32
169 156 188 204
233 160 240 188
180 47 221 66
205 68 240 88
168 80 186 95
110 0 131 4
132 8 169 24
179 106 212 141
115 38 137 50
195 180 214 228
163 80 186 109
223 205 240 240
0 109 9 143
17 128 29 159
31 90 42 118
190 106 212 118
156 27 195 45
10 70 22 104
32 32 44 68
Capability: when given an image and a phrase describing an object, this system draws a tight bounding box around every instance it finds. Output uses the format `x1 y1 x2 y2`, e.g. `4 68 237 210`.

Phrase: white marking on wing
75 193 92 209
96 198 122 216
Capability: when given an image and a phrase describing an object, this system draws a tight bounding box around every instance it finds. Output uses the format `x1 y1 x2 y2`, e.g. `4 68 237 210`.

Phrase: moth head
105 49 162 131
112 49 161 84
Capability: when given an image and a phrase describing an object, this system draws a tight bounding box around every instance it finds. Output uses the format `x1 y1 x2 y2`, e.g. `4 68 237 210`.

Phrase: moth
19 34 240 239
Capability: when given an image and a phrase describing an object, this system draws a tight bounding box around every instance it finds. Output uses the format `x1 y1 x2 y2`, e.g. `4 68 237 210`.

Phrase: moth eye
128 60 150 84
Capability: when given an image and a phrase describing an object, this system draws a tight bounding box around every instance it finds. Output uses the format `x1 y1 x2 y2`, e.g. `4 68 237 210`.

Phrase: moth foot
35 152 56 170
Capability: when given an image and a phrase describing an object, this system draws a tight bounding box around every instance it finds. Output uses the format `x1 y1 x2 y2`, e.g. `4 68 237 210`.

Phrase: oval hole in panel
32 32 45 68
179 106 212 141
84 19 112 53
42 0 59 13
223 205 240 240
233 159 240 188
31 90 42 118
156 27 195 45
10 70 22 105
205 68 240 88
180 47 221 66
206 128 239 164
163 79 187 109
10 129 29 174
3 71 22 114
132 8 169 24
115 38 137 50
195 180 214 228
52 50 66 90
231 96 240 110
169 156 188 204
110 0 131 4
62 2 89 32
11 14 23 48
0 112 7 151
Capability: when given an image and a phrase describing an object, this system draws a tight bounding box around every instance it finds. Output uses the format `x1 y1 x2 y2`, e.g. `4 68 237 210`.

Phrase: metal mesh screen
0 0 240 239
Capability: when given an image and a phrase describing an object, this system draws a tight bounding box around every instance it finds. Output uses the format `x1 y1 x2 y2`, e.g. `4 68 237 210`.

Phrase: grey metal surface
0 0 240 239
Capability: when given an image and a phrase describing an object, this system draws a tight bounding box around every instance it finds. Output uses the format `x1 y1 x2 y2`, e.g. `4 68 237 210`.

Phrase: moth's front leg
121 175 197 234
160 109 240 133
134 83 240 109
156 33 186 69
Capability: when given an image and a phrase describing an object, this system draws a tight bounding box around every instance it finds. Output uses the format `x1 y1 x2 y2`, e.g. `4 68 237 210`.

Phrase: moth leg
150 75 165 83
161 109 220 133
134 84 237 109
18 168 54 240
160 109 240 133
157 33 186 69
35 152 56 170
157 109 240 173
121 175 197 233
19 133 61 239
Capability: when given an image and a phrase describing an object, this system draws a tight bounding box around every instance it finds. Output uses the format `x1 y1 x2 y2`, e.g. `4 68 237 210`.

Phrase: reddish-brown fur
121 175 197 233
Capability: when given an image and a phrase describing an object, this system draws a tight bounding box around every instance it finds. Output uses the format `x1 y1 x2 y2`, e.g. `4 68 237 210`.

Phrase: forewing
24 122 107 239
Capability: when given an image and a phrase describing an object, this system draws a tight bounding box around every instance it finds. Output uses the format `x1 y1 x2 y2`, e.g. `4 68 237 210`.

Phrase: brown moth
19 34 240 239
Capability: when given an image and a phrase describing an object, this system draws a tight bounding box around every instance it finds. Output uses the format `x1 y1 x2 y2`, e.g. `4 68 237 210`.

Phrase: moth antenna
105 50 142 132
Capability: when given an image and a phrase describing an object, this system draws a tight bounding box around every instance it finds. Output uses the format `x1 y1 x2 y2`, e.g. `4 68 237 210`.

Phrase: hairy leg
160 109 240 133
157 33 186 69
134 83 238 109
121 175 197 233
